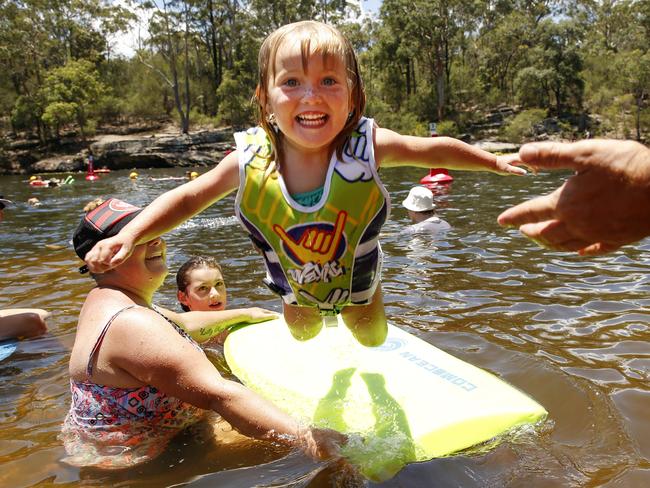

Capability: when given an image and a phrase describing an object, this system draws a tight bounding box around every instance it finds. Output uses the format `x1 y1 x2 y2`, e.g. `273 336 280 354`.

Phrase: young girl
168 255 277 345
84 20 525 347
176 256 228 312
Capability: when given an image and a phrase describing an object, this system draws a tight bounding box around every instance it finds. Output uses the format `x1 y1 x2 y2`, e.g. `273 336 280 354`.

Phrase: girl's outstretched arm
157 306 278 343
374 127 526 175
84 151 240 273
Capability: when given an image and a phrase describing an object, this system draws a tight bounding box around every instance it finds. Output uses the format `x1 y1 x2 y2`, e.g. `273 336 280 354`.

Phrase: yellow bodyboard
224 317 546 481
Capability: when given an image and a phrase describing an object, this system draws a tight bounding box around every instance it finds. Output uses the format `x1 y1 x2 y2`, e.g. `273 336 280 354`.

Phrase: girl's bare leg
283 302 323 341
341 286 388 347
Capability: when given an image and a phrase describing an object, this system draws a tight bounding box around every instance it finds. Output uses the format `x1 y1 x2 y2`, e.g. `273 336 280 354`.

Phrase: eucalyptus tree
138 0 199 133
1 0 133 140
40 59 107 139
513 19 584 115
568 0 648 139
373 0 481 120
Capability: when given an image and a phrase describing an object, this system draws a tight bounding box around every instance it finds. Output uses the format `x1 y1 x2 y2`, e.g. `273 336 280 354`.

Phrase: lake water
1 165 649 487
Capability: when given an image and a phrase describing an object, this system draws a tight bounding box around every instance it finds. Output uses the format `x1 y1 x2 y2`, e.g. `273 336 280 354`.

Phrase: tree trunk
435 44 445 120
183 2 191 134
635 92 642 141
207 0 221 108
405 60 411 96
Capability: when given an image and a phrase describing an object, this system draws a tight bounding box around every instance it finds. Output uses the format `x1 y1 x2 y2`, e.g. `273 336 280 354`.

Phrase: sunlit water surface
1 165 649 487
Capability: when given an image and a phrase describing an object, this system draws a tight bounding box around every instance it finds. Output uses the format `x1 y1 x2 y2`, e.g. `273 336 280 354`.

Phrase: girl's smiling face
266 40 351 158
177 266 227 312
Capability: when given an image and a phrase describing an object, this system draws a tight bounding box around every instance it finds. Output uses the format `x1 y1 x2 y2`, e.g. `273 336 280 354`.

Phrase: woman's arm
374 127 526 175
158 306 278 343
85 151 241 274
107 308 343 459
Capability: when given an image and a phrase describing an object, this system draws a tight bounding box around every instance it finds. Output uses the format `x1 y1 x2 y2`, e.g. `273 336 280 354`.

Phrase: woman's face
120 237 168 285
177 266 227 312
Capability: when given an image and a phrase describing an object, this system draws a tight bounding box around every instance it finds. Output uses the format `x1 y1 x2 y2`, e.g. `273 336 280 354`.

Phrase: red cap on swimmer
73 197 142 273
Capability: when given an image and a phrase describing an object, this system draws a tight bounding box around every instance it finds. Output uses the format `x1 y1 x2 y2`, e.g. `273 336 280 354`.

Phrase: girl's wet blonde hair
254 21 366 174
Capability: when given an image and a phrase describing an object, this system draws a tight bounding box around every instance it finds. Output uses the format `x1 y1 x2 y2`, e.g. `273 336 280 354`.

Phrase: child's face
266 39 351 156
178 266 227 312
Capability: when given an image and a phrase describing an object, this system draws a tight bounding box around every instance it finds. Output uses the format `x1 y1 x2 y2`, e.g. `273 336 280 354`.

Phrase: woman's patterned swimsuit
60 305 205 469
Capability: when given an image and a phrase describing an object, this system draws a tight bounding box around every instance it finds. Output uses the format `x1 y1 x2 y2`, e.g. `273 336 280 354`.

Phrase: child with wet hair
83 20 526 348
175 256 275 345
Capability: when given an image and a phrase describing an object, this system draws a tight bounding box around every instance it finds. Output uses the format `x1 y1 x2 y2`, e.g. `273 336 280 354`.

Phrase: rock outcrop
89 129 234 169
0 128 235 174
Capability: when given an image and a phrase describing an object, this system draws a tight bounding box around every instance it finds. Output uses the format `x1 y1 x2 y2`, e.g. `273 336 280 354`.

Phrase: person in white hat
402 186 451 232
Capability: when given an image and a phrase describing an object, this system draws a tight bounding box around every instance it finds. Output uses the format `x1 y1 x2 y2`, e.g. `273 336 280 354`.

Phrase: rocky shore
1 130 521 176
0 127 235 175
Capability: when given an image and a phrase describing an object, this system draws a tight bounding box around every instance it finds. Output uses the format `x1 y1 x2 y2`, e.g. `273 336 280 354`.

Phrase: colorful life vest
234 117 391 315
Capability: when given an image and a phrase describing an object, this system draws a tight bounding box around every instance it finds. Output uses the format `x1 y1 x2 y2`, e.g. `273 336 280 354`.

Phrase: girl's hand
84 234 136 274
495 153 528 176
245 308 279 324
300 427 347 460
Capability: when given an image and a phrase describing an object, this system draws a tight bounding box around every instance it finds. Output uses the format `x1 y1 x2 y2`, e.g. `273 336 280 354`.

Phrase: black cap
73 198 142 273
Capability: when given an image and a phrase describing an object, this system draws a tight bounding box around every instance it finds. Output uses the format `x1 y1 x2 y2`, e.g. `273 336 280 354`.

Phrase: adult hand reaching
498 139 650 255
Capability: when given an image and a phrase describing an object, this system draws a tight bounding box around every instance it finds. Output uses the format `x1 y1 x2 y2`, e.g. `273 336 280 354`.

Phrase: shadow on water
1 166 650 486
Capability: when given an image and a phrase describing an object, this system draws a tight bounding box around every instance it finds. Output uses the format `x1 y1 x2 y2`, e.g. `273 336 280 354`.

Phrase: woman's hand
299 426 347 460
84 234 136 273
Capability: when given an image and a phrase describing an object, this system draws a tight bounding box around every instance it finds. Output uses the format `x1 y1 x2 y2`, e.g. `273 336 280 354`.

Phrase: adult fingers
85 241 128 273
518 221 592 252
519 141 590 171
497 192 558 228
579 242 620 256
519 220 571 245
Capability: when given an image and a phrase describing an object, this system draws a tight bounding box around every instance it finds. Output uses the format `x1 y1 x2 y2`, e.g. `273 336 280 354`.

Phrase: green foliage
1 0 648 141
436 120 459 137
40 59 107 138
515 67 552 108
503 109 547 143
367 99 428 136
42 102 77 128
216 70 255 128
11 95 44 131
188 108 215 128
